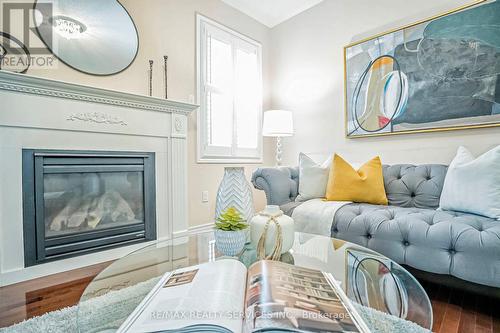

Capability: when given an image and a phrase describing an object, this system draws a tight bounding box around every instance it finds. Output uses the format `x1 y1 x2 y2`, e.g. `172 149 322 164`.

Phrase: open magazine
117 259 371 333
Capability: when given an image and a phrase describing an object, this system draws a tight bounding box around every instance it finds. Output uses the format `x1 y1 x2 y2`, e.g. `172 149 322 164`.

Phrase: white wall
4 0 499 232
270 0 500 166
4 0 274 228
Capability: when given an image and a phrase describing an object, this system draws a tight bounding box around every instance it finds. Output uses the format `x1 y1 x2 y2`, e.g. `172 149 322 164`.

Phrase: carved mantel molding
0 71 198 115
67 112 128 126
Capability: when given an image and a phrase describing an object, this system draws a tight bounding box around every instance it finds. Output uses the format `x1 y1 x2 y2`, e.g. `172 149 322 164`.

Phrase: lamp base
275 137 282 166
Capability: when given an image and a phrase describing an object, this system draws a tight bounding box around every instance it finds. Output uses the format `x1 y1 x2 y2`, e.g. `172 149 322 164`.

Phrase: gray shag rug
0 277 431 333
0 277 159 333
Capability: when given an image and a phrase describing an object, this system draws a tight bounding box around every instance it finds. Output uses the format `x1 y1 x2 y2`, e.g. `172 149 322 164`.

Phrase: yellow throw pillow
325 154 388 205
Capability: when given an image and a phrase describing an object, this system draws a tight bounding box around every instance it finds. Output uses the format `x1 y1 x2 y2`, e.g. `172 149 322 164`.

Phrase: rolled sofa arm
251 167 299 205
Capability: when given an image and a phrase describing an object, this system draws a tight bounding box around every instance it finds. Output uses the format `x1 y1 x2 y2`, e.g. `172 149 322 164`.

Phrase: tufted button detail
403 241 410 246
449 248 456 254
411 193 416 198
333 227 339 233
366 234 372 239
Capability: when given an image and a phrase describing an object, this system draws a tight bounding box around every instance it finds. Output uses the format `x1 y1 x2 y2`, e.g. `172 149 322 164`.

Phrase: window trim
196 14 263 164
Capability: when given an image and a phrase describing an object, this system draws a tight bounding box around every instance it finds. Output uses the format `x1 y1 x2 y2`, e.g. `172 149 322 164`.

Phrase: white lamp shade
262 110 294 137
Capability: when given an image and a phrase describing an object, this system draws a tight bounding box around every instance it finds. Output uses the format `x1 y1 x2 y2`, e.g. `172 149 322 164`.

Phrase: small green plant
215 207 248 231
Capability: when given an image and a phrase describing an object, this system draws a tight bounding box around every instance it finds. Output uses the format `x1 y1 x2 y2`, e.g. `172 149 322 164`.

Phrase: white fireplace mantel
0 71 198 286
0 71 197 115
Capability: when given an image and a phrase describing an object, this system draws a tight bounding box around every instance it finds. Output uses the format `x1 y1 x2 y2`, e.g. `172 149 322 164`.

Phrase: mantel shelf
0 70 199 115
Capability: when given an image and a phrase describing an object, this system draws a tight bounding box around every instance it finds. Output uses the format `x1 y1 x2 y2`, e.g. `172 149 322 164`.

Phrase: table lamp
262 110 294 166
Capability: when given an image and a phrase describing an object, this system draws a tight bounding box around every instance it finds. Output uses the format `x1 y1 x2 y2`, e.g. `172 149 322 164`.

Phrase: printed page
245 260 368 332
119 259 248 333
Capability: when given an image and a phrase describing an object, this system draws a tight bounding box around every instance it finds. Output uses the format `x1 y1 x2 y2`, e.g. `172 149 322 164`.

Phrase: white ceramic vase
250 205 294 255
215 167 254 221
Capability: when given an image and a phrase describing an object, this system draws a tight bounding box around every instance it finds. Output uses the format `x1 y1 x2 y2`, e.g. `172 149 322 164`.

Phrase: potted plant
214 207 248 256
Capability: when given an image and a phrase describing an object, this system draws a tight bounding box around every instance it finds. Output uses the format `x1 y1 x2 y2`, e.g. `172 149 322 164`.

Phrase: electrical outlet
201 190 209 203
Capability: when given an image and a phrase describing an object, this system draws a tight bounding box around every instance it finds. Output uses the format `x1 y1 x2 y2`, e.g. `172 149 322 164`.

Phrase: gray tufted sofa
252 164 500 295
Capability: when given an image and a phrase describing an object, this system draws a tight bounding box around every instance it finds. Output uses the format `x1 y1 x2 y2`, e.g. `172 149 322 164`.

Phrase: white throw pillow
296 153 331 202
439 146 500 219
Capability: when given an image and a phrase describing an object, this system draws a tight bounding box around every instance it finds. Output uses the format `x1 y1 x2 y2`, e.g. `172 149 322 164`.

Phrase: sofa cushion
326 154 388 205
383 164 447 209
440 145 500 219
280 201 302 216
296 153 330 202
332 204 500 288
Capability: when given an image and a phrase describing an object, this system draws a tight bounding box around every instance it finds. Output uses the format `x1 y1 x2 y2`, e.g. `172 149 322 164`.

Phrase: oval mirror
34 0 139 75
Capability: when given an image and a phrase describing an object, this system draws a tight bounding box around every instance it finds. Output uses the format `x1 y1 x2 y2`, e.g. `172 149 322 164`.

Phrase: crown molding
0 70 198 115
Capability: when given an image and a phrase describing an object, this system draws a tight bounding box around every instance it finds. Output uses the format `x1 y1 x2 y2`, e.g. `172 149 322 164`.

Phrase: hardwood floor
0 263 498 332
0 261 112 328
421 280 500 333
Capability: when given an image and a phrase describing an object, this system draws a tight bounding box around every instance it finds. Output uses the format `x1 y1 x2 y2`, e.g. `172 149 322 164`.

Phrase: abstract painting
344 0 500 138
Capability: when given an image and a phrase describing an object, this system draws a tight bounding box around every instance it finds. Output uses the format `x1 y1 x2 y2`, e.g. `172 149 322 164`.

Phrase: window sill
196 157 263 164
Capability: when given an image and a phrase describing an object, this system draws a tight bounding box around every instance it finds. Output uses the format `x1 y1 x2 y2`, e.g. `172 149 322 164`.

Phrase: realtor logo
1 1 57 72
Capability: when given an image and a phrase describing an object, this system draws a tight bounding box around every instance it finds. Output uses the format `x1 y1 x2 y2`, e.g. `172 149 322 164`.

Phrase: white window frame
196 14 263 164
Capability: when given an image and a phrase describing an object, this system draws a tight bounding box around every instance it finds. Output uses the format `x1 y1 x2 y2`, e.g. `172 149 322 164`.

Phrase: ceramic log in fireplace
22 149 156 266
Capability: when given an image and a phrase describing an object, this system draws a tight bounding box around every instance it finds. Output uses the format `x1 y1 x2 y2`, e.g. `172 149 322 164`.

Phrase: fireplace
22 149 157 266
0 71 195 285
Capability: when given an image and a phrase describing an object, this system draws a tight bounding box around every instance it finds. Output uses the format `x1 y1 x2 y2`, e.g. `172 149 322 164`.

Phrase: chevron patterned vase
215 167 254 221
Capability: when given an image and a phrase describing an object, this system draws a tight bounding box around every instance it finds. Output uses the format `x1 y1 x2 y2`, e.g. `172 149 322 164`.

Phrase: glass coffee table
77 231 432 332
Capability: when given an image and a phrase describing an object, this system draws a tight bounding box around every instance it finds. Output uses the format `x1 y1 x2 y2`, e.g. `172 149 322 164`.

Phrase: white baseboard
188 222 214 234
173 222 214 238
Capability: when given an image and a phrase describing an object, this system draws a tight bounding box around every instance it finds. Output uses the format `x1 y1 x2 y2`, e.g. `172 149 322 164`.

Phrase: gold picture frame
343 0 500 138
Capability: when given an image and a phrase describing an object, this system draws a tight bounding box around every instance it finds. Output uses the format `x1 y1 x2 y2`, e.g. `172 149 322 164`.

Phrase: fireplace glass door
23 150 156 266
44 171 145 237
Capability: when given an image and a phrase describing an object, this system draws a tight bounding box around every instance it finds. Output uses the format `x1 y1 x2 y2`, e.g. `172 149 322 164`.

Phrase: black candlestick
163 55 168 99
149 60 153 97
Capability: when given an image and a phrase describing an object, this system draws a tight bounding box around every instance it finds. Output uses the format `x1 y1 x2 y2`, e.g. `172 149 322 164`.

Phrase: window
197 15 263 163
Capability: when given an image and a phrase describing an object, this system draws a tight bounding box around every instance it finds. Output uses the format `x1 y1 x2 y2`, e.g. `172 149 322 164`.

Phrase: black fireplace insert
22 149 156 266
